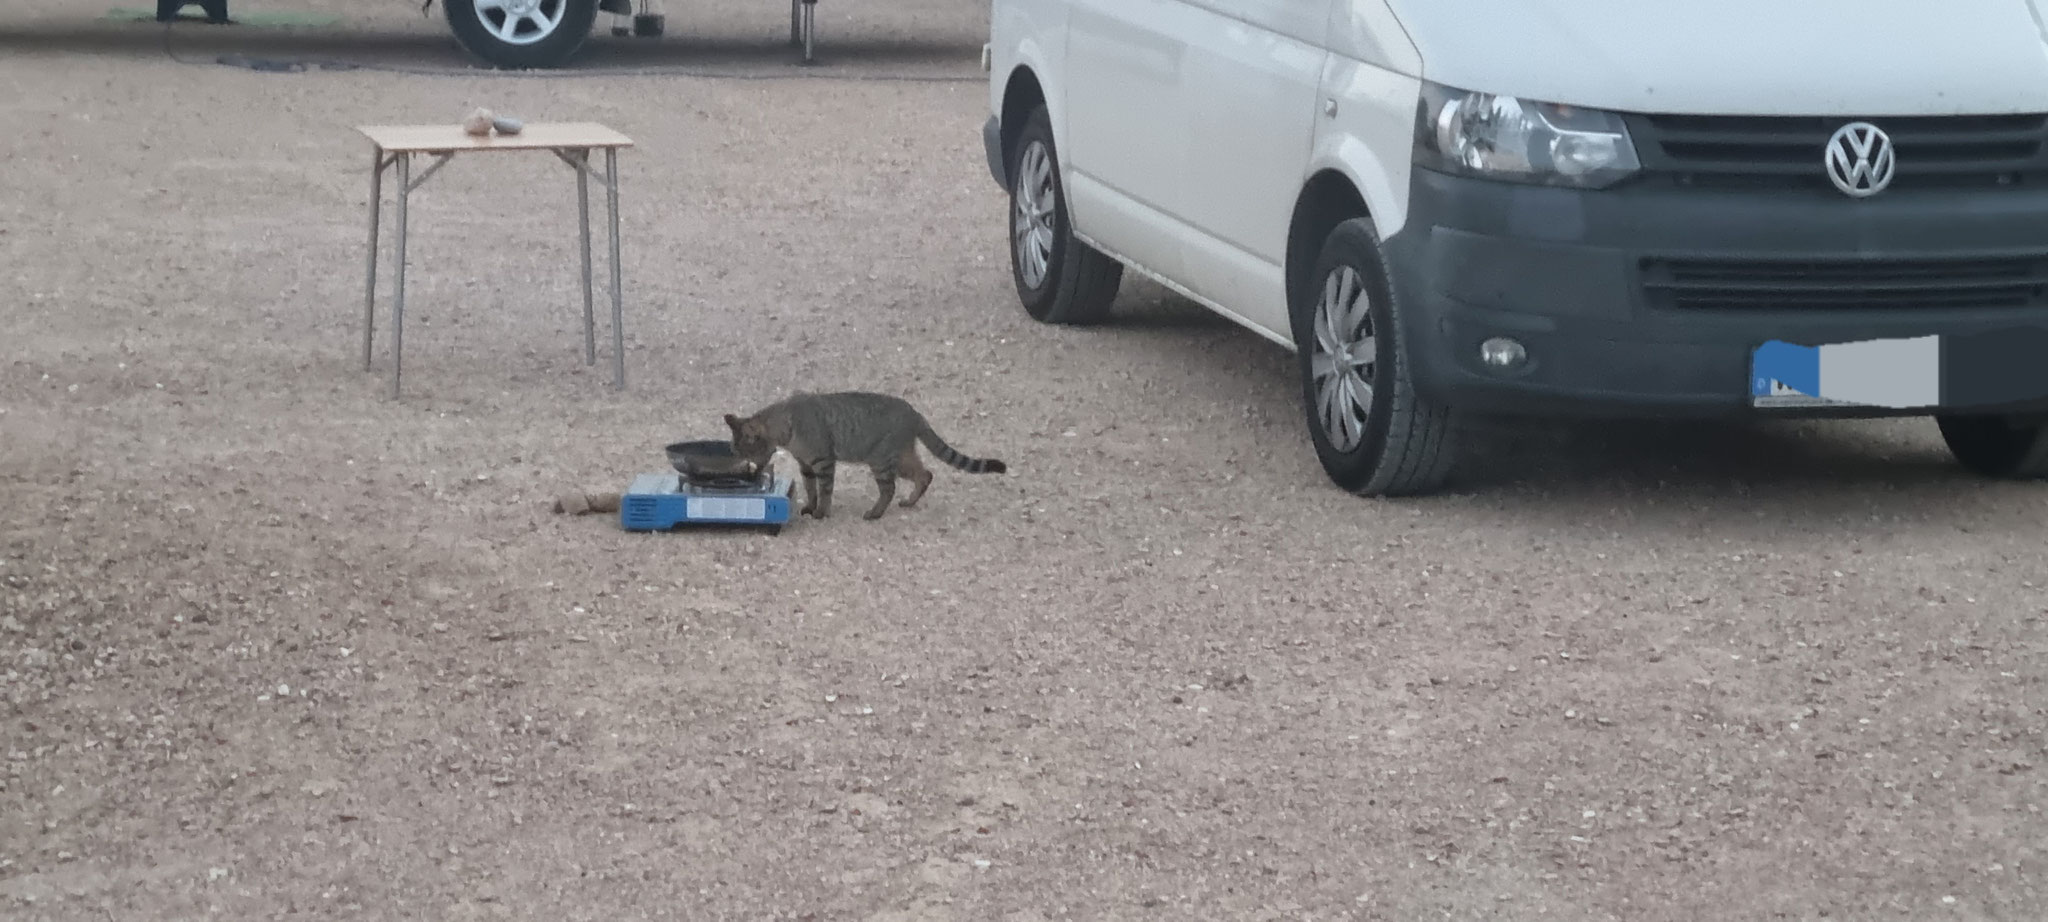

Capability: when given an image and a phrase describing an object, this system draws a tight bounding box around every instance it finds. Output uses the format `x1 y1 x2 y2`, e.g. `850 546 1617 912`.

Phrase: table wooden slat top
358 122 634 153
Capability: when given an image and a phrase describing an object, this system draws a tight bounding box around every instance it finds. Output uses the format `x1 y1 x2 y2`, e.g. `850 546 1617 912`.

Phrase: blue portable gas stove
619 441 794 535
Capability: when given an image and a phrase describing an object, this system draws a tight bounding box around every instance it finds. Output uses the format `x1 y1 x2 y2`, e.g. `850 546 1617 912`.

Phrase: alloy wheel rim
475 0 567 45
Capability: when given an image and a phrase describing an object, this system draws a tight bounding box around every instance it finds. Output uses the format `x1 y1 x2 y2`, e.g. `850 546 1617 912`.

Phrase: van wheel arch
999 66 1047 173
1287 170 1372 330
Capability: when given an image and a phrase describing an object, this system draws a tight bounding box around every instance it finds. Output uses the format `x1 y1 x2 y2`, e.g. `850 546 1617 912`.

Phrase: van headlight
1414 81 1641 189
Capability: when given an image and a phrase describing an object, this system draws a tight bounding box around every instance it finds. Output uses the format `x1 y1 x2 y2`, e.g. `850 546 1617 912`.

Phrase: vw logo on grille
1824 121 1896 197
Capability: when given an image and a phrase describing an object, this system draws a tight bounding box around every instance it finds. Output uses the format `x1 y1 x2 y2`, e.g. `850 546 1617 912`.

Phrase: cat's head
723 413 775 466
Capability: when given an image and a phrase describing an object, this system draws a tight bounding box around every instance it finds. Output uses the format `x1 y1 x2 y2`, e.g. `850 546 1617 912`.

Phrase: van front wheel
1936 413 2048 479
1007 105 1122 325
1292 217 1458 497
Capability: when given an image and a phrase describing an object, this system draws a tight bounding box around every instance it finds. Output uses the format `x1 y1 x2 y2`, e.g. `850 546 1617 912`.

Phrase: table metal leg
605 147 625 390
363 150 383 371
392 153 411 398
789 0 800 45
801 0 816 62
577 148 596 366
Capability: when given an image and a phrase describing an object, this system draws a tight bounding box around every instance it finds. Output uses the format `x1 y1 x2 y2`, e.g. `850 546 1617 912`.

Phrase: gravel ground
2 4 2045 920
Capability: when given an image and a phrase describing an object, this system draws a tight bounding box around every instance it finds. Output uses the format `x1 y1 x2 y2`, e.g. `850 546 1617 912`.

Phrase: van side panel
1171 0 1329 337
1179 0 1326 45
1016 0 1423 343
1061 0 1194 279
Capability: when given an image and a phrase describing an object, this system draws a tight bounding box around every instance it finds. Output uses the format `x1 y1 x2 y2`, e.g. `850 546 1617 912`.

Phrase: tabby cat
723 391 1008 520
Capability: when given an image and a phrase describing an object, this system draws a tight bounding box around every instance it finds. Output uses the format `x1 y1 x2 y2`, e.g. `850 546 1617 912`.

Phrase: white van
979 1 2048 495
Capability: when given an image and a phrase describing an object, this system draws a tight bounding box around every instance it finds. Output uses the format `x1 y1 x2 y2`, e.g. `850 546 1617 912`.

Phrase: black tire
444 0 598 70
1935 413 2048 479
1291 217 1457 497
1006 105 1123 325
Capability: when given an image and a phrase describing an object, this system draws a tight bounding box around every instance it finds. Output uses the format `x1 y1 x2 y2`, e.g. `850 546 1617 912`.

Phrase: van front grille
1626 113 2048 191
1639 255 2048 311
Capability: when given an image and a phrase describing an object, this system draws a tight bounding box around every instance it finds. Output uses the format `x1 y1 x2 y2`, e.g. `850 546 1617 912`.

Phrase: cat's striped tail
917 424 1007 474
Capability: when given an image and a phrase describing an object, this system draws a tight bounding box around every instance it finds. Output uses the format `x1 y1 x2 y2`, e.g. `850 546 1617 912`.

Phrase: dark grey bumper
983 114 1006 190
1382 169 2048 418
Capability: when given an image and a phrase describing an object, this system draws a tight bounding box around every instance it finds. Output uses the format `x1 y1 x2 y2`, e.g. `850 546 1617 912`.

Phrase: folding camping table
357 122 635 397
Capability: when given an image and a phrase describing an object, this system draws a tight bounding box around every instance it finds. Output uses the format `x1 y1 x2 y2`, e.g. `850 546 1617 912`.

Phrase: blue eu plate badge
1750 336 1942 409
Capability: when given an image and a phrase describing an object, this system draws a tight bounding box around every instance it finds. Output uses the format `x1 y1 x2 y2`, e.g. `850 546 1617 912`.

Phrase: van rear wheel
1007 105 1122 325
1936 413 2048 479
444 0 597 69
1292 217 1458 497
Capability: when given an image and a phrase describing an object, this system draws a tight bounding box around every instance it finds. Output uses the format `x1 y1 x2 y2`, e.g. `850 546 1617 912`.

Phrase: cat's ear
723 413 744 433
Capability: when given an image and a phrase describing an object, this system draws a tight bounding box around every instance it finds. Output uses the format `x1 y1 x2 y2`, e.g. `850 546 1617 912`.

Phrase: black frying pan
664 440 762 480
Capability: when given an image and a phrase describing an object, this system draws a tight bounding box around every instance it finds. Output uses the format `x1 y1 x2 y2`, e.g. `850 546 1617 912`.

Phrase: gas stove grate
677 472 776 494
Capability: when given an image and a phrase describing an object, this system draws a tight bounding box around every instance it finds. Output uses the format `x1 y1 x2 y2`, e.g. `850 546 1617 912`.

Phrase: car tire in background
1936 413 2048 479
1292 217 1458 497
444 0 599 69
1006 105 1124 325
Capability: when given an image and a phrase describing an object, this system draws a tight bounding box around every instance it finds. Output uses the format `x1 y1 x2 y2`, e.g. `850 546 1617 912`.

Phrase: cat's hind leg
896 445 934 508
